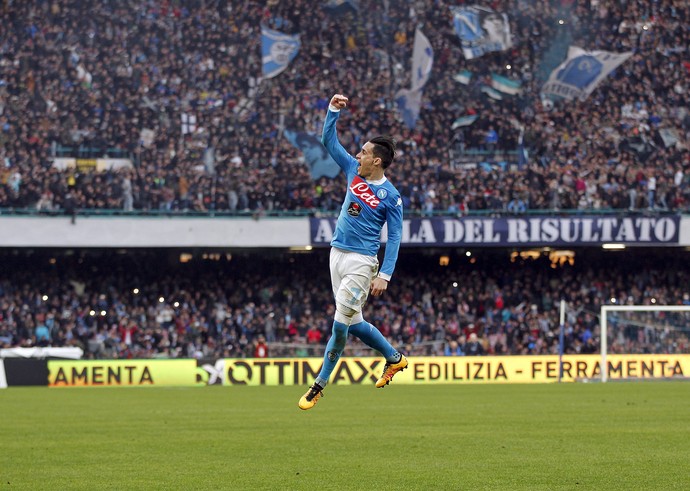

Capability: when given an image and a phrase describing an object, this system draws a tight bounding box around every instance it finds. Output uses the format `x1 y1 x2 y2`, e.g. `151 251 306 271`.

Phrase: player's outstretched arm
321 93 356 171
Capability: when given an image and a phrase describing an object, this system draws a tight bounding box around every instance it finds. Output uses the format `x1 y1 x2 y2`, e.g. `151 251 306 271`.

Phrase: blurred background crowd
0 0 688 214
1 249 688 359
1 0 689 360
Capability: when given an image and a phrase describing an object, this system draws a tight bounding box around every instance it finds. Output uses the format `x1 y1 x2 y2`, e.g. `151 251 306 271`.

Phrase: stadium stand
0 1 689 357
1 248 688 358
0 0 687 214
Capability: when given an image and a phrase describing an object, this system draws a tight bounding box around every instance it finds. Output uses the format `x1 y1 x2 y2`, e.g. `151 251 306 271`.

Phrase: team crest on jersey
376 189 388 199
347 202 362 217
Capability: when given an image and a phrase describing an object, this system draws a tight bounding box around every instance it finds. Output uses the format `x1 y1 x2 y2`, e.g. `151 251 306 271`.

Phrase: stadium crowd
1 249 688 359
0 0 688 214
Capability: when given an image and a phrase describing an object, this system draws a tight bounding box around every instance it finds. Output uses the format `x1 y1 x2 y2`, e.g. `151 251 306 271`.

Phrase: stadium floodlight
600 305 690 382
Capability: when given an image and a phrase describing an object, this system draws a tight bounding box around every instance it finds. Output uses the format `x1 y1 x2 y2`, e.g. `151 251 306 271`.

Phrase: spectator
484 126 499 154
507 195 527 214
464 333 485 356
444 339 464 356
254 335 269 358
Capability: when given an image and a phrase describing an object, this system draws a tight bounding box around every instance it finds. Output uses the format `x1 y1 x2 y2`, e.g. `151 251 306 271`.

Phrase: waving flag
480 85 503 100
395 88 424 130
410 27 434 90
322 0 359 15
452 6 511 59
452 115 479 129
261 26 301 79
490 74 522 95
181 113 197 135
284 130 340 179
395 28 434 129
453 70 473 85
541 46 633 101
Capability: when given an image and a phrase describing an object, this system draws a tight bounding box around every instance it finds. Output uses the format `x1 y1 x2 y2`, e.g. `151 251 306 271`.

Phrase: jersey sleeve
321 108 357 174
379 194 403 279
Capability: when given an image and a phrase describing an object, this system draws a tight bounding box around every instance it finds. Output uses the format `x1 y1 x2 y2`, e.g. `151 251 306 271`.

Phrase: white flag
139 128 155 148
181 113 197 135
410 27 433 91
396 28 433 129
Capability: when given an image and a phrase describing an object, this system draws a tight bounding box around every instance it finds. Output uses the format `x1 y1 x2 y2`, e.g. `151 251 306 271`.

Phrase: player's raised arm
321 93 356 171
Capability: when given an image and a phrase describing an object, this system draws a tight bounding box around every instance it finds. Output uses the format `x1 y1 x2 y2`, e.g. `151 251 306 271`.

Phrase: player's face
355 142 380 179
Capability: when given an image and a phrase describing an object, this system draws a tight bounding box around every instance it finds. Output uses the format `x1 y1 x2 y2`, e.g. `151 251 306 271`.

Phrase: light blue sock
349 321 400 363
315 320 349 388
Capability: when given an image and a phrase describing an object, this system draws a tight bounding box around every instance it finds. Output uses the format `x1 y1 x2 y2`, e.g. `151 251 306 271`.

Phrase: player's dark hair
369 136 396 169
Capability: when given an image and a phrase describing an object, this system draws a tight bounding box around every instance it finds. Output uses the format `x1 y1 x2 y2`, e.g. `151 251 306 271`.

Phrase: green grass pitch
1 382 689 490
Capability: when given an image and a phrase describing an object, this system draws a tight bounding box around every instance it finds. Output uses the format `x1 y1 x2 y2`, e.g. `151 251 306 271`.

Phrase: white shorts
330 247 379 314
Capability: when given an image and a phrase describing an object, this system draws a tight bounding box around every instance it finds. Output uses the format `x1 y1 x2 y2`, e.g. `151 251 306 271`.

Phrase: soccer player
299 94 408 410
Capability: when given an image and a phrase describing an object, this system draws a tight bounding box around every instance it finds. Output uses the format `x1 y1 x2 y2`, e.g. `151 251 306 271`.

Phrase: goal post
558 299 565 383
600 305 690 382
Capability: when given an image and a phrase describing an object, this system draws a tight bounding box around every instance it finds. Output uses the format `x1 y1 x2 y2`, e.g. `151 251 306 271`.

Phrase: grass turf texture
1 383 688 490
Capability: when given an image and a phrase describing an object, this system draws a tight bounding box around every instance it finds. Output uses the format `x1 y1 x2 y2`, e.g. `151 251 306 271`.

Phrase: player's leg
313 269 370 388
298 313 352 410
345 254 407 387
349 316 408 388
348 317 401 363
300 248 365 409
313 315 350 389
299 316 351 410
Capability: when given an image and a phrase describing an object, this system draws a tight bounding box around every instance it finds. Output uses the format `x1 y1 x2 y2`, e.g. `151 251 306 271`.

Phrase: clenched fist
330 94 349 110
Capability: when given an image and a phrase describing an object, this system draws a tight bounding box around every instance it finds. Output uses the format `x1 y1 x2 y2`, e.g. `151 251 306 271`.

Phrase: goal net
600 305 690 382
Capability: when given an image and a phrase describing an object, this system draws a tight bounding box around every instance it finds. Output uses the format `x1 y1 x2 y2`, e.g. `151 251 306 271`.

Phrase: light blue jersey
321 108 403 279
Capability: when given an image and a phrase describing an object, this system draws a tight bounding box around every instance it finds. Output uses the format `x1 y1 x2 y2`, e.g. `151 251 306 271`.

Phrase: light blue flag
394 88 423 130
480 85 503 100
541 46 632 101
453 70 473 85
284 130 340 179
490 74 522 95
261 26 301 79
517 142 528 169
452 6 512 60
452 115 479 129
